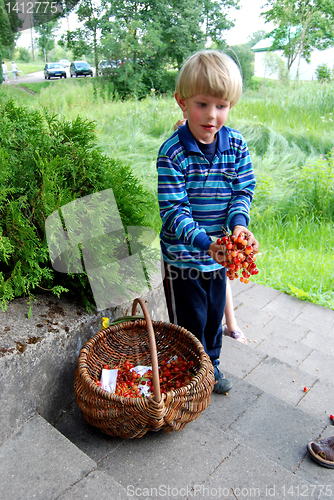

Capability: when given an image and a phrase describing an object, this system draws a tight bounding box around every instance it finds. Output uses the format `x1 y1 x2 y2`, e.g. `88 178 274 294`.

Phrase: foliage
16 46 31 62
34 19 60 62
4 77 334 310
315 63 332 83
0 91 158 311
60 0 240 96
262 52 288 82
226 44 254 88
0 0 21 45
262 0 334 77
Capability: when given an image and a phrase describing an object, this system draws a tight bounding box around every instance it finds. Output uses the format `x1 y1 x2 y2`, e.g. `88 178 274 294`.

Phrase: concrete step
1 283 334 499
0 286 168 446
53 284 334 498
0 413 127 500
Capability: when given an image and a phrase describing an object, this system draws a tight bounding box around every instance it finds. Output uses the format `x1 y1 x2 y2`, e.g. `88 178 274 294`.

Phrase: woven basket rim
76 318 210 403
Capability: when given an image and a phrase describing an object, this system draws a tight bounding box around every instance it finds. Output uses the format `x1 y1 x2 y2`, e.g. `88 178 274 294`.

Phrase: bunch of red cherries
217 231 259 282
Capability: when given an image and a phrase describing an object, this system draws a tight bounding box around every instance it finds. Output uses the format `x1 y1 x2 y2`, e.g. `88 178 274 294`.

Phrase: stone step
52 346 334 499
1 283 334 499
0 286 168 446
0 413 127 500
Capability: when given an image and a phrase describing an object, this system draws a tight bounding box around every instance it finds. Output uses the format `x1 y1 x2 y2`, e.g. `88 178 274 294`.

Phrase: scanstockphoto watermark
126 483 334 498
127 484 271 498
45 188 161 311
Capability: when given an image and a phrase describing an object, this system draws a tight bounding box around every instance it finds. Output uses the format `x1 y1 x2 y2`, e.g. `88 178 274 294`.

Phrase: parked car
70 61 93 78
59 59 70 67
44 63 67 80
97 59 118 76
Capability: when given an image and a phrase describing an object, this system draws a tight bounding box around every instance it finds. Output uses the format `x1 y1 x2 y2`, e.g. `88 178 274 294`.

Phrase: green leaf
288 284 308 299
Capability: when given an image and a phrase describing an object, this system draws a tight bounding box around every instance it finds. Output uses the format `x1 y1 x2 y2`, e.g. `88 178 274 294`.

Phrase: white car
59 59 70 67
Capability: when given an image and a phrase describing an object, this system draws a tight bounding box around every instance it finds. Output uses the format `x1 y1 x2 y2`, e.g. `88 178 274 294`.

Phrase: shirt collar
177 122 230 156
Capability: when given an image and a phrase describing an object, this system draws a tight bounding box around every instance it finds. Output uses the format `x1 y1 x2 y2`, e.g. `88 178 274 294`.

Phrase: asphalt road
4 67 96 85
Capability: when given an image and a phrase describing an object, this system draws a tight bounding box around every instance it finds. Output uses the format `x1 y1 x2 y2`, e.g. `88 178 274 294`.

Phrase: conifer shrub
0 93 159 312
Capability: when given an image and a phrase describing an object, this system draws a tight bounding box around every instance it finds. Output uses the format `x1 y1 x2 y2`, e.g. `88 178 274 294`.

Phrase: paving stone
261 292 307 321
58 471 129 500
224 391 326 473
230 278 256 297
244 356 318 406
220 336 268 378
230 303 274 330
55 403 124 463
0 414 95 500
300 329 334 356
298 349 334 384
204 373 263 430
97 409 237 493
261 315 311 342
234 283 282 310
294 301 334 329
253 334 314 368
296 379 334 421
204 441 322 499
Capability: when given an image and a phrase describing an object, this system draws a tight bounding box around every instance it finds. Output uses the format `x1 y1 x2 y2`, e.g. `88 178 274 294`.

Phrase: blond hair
175 50 243 107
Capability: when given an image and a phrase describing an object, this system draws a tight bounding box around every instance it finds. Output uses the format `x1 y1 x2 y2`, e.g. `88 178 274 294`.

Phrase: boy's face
175 93 231 144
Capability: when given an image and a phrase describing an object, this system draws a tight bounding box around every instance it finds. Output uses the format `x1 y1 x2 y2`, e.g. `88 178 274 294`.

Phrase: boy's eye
197 102 206 107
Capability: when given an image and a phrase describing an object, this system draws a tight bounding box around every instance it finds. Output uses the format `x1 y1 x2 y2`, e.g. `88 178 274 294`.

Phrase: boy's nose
206 106 216 120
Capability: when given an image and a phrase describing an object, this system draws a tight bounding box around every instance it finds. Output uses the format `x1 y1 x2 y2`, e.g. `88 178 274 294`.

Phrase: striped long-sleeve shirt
157 122 256 271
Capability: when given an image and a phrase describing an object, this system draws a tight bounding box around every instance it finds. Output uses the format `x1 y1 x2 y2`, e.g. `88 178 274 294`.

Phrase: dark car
44 63 67 79
70 61 93 78
97 59 118 76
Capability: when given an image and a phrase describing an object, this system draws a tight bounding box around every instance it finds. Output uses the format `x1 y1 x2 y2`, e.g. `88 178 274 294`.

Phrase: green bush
315 63 332 83
16 47 32 63
0 92 158 311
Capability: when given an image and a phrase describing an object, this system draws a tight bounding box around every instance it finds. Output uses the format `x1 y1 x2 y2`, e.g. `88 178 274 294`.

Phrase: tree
246 30 267 49
58 29 93 59
0 0 22 70
75 0 105 73
227 44 254 88
262 0 334 77
34 18 60 62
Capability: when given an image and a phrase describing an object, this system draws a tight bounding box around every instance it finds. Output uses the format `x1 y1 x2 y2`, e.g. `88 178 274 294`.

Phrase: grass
3 60 45 75
251 217 334 309
2 77 334 310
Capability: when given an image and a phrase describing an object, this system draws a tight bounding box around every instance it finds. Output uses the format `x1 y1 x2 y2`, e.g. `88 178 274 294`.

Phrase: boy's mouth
201 124 215 130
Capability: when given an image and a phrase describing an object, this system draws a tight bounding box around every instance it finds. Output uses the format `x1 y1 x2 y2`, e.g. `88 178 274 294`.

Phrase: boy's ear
175 92 187 112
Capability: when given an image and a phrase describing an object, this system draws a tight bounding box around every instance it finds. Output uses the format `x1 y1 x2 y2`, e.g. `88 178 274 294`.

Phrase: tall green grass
252 217 334 309
3 78 334 309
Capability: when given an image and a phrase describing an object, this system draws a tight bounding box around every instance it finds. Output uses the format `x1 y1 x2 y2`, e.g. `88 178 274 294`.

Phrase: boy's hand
232 225 259 252
174 111 187 131
174 118 186 131
208 242 226 265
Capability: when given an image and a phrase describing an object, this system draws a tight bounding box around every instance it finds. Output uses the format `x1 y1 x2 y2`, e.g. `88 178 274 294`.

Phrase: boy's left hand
174 111 187 131
208 242 227 265
232 225 259 252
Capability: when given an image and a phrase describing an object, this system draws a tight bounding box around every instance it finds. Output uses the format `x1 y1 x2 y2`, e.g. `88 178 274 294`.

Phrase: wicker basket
74 297 214 438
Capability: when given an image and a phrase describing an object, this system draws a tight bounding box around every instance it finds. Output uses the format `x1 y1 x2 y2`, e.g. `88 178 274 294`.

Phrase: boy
157 50 258 394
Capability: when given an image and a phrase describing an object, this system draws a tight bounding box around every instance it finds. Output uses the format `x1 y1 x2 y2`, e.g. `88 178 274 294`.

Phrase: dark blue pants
162 262 226 369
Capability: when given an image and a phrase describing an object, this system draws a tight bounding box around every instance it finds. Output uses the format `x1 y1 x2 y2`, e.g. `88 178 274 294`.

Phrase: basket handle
132 298 161 403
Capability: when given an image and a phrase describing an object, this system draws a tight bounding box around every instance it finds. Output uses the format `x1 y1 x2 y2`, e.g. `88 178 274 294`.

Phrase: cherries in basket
217 232 259 283
96 356 196 398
